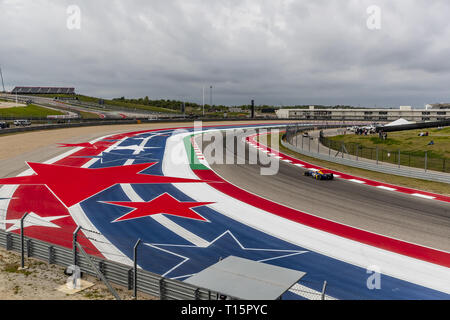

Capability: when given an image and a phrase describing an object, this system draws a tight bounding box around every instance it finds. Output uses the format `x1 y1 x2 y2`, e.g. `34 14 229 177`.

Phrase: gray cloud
1 0 450 107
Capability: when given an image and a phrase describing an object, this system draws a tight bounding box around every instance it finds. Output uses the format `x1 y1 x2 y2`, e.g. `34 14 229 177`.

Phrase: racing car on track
304 169 334 180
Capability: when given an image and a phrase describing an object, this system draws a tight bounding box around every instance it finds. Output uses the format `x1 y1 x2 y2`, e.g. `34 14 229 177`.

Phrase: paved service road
201 130 450 252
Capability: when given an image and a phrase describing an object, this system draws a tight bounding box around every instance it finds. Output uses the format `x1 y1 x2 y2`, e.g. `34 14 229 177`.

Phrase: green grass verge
78 111 101 119
259 133 450 196
0 104 64 118
324 127 450 173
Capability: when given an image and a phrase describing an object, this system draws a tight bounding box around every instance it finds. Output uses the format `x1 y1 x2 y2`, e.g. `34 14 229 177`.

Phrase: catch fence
320 136 450 173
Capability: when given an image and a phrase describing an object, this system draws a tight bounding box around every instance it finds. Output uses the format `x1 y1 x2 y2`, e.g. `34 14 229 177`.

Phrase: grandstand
11 86 75 95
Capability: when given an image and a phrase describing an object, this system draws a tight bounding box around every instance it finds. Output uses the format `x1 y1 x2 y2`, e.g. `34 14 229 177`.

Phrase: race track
0 123 449 300
205 130 450 252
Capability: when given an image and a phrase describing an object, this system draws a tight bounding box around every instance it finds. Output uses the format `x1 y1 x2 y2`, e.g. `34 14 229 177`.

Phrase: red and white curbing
190 136 207 162
245 132 450 204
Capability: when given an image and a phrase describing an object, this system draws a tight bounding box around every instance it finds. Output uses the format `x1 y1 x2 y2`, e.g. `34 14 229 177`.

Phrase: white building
275 105 450 122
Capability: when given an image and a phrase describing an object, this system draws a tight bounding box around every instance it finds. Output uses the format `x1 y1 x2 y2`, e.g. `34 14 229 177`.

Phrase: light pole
210 85 213 107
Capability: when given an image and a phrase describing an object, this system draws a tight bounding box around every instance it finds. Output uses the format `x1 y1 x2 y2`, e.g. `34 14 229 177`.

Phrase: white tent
384 118 413 127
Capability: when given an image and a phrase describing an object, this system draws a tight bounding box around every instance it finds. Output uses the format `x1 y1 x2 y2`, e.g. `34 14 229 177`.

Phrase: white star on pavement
111 145 160 154
0 212 69 232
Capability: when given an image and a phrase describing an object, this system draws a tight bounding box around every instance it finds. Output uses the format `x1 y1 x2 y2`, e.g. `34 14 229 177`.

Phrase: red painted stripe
248 133 450 203
193 169 450 267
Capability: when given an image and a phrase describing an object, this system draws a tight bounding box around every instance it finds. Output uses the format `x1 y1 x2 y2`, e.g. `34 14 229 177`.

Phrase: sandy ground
0 101 26 108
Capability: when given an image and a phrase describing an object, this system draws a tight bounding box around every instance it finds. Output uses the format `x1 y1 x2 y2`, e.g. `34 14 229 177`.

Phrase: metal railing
282 125 450 184
0 227 225 300
320 135 450 173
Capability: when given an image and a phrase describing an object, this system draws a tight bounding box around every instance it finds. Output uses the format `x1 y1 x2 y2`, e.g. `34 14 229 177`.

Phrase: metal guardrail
282 126 450 184
0 118 301 136
320 135 449 174
0 228 223 300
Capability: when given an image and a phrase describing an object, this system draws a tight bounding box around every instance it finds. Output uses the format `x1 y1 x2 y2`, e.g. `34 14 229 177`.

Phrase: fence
0 227 226 300
320 135 450 173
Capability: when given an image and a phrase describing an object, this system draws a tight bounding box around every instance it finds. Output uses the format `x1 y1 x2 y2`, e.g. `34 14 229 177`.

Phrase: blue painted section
78 124 449 300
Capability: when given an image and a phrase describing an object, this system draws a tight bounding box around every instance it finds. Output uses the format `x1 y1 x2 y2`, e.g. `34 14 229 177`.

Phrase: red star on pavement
0 162 212 208
105 193 214 222
58 141 113 150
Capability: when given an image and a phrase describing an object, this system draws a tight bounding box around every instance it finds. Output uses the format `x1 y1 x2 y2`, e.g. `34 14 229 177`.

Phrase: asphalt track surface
204 130 450 252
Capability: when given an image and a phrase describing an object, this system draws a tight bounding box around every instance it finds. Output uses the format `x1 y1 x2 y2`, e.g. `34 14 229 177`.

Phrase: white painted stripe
43 147 84 164
282 159 292 163
376 186 397 191
411 193 435 200
294 163 305 167
69 204 133 266
152 215 210 248
349 179 365 184
81 157 100 168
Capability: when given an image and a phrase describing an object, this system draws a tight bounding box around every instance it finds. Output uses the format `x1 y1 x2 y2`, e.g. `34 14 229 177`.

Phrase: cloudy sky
1 0 450 107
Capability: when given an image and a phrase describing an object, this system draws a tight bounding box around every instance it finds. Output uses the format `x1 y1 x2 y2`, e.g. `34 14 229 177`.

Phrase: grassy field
328 127 450 158
0 104 64 118
323 127 450 173
259 133 450 196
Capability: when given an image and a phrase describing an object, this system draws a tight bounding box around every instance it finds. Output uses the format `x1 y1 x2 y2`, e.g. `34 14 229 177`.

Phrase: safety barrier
282 125 450 184
320 136 450 174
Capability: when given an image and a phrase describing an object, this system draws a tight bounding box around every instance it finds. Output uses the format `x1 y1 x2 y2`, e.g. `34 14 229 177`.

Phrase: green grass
324 127 450 172
3 263 32 277
328 127 450 158
0 104 65 118
38 94 180 114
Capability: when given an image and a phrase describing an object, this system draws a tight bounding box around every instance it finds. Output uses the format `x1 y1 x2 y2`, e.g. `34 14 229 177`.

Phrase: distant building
275 106 450 122
11 86 75 95
427 103 450 110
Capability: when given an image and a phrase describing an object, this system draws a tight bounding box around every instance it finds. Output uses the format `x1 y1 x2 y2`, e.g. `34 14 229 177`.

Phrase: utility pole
0 66 5 93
